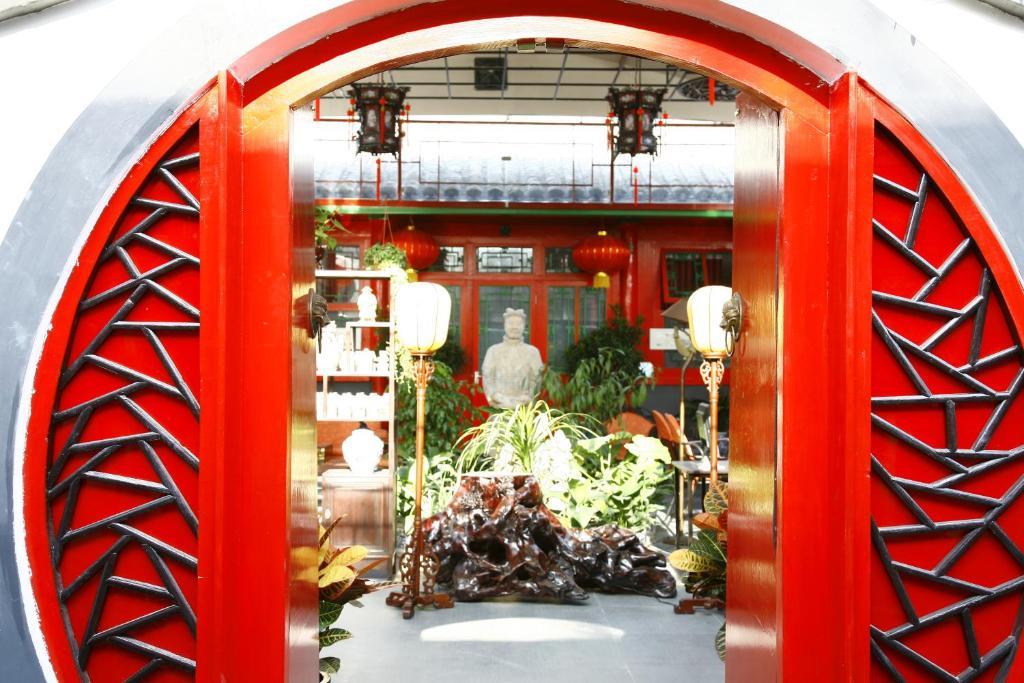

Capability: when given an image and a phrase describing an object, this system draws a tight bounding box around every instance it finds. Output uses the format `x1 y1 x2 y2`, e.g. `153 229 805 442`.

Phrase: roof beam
552 51 569 100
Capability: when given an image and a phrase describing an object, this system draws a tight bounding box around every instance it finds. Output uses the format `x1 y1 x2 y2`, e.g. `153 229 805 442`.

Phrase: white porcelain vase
316 321 341 371
357 286 378 322
342 427 384 474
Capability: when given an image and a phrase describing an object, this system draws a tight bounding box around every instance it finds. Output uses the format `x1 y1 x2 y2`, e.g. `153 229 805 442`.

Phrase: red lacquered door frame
196 74 321 682
727 74 874 682
729 91 781 678
212 7 862 681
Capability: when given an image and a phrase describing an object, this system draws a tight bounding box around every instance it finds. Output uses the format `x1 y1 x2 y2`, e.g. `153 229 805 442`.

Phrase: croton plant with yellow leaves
669 480 728 661
318 518 392 678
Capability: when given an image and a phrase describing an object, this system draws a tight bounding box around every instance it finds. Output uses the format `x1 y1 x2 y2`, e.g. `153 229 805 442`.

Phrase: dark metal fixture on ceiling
677 77 740 103
474 56 507 91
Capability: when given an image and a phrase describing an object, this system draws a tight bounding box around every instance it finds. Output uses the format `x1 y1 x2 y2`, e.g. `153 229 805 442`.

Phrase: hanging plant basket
363 242 408 271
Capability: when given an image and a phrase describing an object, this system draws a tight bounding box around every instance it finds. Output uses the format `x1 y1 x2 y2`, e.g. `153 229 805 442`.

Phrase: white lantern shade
394 282 451 354
686 285 733 357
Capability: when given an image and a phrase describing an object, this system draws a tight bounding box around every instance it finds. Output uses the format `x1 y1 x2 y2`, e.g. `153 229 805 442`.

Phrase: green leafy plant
395 361 482 467
565 433 672 530
394 362 481 533
455 401 595 520
543 347 652 426
363 242 408 270
451 402 670 532
669 481 728 661
563 305 644 376
455 400 597 474
395 450 461 534
318 518 391 676
315 206 348 250
433 340 468 375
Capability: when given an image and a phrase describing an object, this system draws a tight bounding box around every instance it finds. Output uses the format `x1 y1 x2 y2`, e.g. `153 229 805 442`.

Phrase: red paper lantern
391 225 440 278
572 230 630 288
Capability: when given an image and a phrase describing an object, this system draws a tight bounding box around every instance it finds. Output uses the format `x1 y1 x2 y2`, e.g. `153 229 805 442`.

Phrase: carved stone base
424 473 677 602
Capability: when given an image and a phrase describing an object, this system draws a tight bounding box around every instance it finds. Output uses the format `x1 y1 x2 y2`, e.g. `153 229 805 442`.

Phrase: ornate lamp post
686 286 742 484
386 282 455 619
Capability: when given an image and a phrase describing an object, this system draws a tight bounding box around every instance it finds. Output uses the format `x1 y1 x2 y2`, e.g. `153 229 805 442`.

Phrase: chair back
664 413 697 458
606 412 654 438
651 410 679 445
695 402 711 443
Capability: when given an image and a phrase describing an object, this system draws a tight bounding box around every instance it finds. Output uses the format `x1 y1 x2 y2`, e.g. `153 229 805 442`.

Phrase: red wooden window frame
409 237 615 377
659 247 733 304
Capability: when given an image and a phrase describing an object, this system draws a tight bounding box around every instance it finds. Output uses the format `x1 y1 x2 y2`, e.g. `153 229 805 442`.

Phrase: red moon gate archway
20 2 1024 681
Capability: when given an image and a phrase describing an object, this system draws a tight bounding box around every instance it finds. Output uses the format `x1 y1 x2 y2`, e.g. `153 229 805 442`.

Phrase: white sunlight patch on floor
419 617 625 643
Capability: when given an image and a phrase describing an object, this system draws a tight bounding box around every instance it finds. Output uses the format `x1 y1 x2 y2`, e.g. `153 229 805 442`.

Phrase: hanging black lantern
606 87 666 158
349 83 410 156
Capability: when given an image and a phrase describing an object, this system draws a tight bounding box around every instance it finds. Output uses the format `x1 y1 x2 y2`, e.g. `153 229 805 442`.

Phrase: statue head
503 308 527 340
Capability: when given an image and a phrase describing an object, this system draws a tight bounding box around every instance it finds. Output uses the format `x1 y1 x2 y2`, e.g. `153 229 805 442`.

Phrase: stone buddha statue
481 308 544 410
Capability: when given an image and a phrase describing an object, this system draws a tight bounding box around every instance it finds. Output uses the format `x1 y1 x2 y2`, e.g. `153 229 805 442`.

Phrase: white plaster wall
0 0 200 248
869 0 1024 146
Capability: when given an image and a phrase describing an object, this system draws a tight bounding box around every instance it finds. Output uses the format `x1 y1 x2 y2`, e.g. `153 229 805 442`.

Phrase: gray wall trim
0 0 71 23
979 0 1024 19
1 1 1022 678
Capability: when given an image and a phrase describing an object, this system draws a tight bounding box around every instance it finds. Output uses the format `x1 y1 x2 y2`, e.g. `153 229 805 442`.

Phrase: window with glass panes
661 250 732 303
547 286 607 370
661 250 732 367
442 284 462 345
418 244 610 377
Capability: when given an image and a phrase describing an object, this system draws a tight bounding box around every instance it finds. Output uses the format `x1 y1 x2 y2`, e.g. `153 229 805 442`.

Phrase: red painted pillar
622 224 639 322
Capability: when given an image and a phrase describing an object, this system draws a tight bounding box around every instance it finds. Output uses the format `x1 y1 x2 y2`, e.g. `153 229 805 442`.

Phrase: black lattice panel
47 130 200 682
871 127 1024 681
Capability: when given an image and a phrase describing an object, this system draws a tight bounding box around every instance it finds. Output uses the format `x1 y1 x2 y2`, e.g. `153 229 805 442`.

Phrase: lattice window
476 246 534 273
45 129 201 680
544 247 579 273
427 246 465 272
870 126 1024 681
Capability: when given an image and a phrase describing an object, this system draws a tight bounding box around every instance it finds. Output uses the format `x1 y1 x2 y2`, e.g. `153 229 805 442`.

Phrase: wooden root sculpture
424 473 677 602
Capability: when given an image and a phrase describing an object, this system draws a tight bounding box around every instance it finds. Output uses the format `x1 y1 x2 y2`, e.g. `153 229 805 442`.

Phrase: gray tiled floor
325 590 725 682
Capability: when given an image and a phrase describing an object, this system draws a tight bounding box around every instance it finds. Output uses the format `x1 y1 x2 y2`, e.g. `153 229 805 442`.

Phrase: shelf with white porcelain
346 320 391 329
315 266 397 575
320 466 391 480
315 268 393 280
316 370 392 379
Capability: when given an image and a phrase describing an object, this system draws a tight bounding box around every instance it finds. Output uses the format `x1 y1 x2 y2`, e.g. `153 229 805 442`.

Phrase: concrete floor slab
325 591 725 682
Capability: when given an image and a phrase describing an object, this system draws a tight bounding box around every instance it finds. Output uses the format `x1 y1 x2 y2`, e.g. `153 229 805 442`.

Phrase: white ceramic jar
316 321 341 371
342 427 384 474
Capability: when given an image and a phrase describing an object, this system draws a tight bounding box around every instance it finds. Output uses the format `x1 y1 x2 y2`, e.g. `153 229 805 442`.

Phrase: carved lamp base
674 597 724 615
385 589 455 620
386 545 454 619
